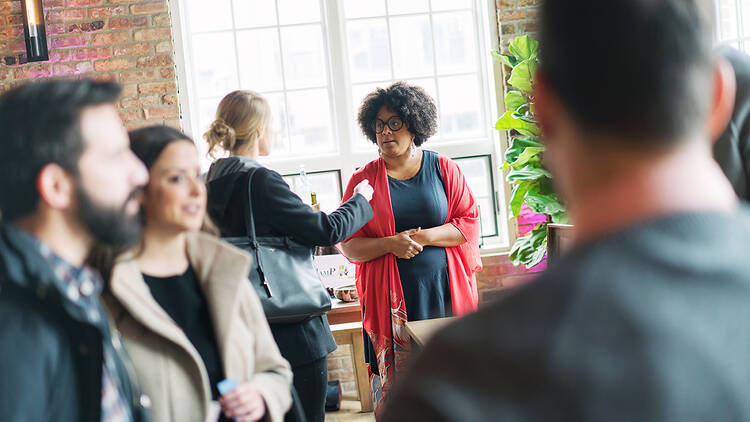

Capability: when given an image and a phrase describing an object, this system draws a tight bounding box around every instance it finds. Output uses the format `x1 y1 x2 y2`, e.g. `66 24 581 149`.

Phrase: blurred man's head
0 79 148 248
535 0 720 198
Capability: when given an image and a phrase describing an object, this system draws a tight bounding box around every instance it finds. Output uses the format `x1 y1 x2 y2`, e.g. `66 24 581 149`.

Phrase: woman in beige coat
99 126 292 422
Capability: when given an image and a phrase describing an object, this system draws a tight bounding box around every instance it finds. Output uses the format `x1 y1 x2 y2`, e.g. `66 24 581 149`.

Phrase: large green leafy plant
493 35 567 268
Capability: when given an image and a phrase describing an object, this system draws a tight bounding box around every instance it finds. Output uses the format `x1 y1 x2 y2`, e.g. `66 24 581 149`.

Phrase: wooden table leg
350 330 373 412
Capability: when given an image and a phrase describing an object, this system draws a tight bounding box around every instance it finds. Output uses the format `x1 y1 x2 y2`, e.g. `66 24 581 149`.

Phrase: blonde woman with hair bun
205 90 375 422
205 91 272 159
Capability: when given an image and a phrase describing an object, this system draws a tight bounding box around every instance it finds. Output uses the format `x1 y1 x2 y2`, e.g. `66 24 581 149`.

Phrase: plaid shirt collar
14 226 104 310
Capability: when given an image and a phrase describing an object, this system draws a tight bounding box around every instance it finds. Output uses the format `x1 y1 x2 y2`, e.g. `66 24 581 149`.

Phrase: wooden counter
328 299 362 325
404 317 456 348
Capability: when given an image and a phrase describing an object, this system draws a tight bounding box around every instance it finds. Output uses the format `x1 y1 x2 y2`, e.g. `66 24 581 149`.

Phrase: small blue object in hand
217 378 238 396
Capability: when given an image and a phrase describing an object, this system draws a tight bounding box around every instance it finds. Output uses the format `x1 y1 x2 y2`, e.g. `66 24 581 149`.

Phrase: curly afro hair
357 81 438 147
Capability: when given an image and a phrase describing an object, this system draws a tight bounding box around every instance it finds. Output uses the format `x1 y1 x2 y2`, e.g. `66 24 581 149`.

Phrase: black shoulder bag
222 167 331 324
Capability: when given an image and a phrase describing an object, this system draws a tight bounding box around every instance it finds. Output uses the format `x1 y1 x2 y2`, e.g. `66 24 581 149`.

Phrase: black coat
206 156 373 366
715 46 750 200
0 223 149 422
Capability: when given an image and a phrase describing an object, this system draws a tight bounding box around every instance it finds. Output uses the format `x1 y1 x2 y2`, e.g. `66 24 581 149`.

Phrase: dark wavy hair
357 81 438 147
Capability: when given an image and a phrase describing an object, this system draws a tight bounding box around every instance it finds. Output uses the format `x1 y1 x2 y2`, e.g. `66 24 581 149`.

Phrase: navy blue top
389 150 452 320
364 150 453 374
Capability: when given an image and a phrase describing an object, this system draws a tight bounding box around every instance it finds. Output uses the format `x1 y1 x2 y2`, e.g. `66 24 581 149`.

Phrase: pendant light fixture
21 0 49 62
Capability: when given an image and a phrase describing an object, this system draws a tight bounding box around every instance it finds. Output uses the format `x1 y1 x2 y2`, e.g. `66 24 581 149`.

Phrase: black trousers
286 357 328 422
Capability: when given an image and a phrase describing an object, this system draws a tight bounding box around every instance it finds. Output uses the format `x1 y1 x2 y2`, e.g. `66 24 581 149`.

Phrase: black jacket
715 46 750 200
0 223 149 422
206 156 373 366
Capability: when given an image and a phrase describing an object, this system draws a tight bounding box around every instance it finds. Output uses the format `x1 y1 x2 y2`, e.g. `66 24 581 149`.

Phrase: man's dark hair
539 0 714 146
357 81 438 147
0 79 122 220
129 125 195 171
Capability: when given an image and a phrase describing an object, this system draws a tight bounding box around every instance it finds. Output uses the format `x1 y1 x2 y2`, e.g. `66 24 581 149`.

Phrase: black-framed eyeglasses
375 116 404 134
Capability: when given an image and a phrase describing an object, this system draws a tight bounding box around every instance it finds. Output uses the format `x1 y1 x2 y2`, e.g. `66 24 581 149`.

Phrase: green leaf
508 35 539 61
518 114 538 124
551 212 570 224
504 136 543 164
509 224 548 267
509 235 531 264
507 166 551 183
505 91 527 114
492 51 519 68
495 111 540 136
525 191 566 215
508 146 543 170
508 59 537 94
509 181 531 218
526 242 548 268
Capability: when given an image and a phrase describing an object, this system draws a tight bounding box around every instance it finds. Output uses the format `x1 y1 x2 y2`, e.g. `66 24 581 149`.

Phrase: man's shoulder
427 276 571 359
0 287 71 361
434 209 750 348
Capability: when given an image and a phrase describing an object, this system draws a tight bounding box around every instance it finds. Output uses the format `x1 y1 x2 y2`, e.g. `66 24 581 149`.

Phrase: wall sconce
21 0 48 62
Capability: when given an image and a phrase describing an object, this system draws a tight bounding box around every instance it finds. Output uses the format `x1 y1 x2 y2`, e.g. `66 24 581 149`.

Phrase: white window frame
714 0 750 47
168 0 513 253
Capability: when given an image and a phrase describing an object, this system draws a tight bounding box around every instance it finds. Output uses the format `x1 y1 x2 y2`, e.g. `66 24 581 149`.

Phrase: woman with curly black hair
339 82 483 414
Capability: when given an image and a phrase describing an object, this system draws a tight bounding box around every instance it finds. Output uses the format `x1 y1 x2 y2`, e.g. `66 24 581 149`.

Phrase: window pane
278 0 321 25
192 32 239 98
347 18 392 83
438 74 483 138
286 89 334 154
404 78 437 103
351 82 382 150
198 96 222 150
265 93 291 155
283 171 342 213
237 29 283 92
433 11 478 74
186 0 232 33
718 0 740 41
742 0 750 38
404 77 440 140
390 15 434 78
454 156 497 238
281 25 328 89
431 0 472 11
234 0 277 29
344 0 386 19
386 0 429 15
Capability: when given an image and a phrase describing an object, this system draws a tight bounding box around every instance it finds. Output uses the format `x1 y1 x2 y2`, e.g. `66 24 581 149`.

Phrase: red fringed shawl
339 153 482 409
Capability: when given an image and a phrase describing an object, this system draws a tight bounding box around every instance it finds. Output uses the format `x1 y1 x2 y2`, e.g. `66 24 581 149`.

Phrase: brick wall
0 0 179 129
496 0 539 47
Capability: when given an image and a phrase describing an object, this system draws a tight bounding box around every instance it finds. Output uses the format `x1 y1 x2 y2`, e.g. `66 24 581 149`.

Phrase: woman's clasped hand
389 228 423 259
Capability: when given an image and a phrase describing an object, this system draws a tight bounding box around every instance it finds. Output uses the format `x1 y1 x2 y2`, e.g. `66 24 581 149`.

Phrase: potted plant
494 35 568 268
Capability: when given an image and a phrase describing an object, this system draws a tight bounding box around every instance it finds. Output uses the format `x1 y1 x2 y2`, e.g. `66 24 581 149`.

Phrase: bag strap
241 166 260 246
241 167 273 298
